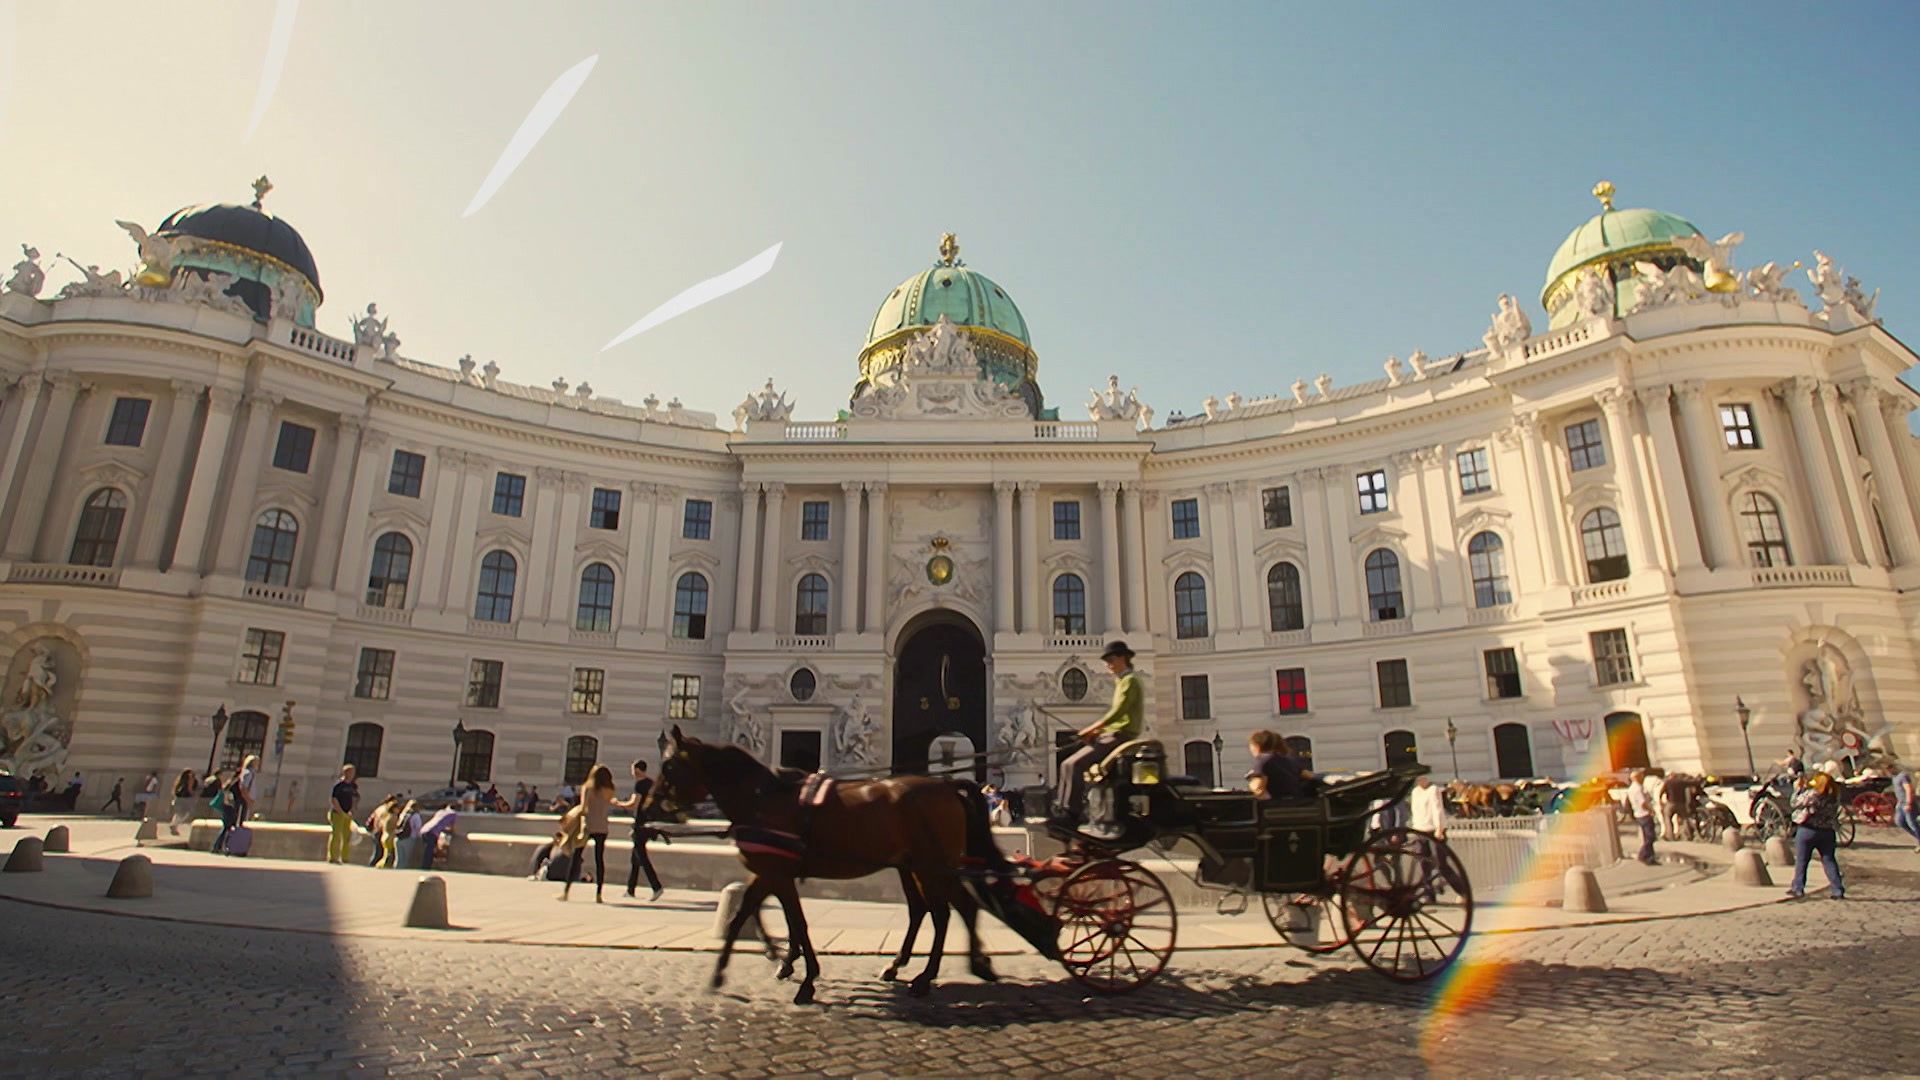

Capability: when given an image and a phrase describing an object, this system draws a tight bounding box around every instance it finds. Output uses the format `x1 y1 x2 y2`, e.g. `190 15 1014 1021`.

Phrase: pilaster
167 386 242 576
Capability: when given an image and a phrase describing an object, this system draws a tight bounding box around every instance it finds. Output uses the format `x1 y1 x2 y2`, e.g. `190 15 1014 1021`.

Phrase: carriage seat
1084 738 1167 786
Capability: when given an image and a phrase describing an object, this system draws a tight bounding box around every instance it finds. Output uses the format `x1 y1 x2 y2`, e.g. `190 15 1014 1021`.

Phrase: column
992 480 1016 635
4 374 84 559
417 449 468 608
838 481 863 635
1596 389 1661 576
439 454 491 614
1096 481 1125 636
1323 469 1355 622
304 416 365 589
1018 482 1041 633
1635 386 1707 573
0 374 39 519
1775 378 1850 566
1203 482 1240 631
1672 382 1740 569
1847 379 1920 566
1885 397 1920 545
644 485 677 632
167 387 242 575
732 482 760 632
1405 448 1449 611
1228 479 1262 632
1120 483 1147 635
212 391 282 575
1816 382 1877 565
130 380 206 568
545 474 588 624
620 482 657 630
1518 414 1570 587
757 482 786 633
864 481 888 632
328 427 387 595
1299 469 1336 622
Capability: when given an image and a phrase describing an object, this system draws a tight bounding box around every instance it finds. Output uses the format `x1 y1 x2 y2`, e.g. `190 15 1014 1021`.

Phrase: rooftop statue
1087 374 1151 424
115 219 179 287
1481 294 1533 358
54 256 124 299
737 378 794 426
1741 261 1803 305
1808 252 1879 323
1629 261 1705 313
1314 373 1333 399
1673 231 1744 293
4 245 44 297
1571 268 1615 320
1406 350 1431 379
1290 379 1307 404
352 303 389 347
1383 355 1405 386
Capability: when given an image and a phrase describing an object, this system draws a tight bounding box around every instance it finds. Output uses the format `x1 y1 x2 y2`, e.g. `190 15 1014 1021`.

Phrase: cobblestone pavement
9 845 1919 1079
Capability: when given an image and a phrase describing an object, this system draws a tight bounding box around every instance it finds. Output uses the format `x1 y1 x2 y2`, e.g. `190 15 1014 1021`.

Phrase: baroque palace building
0 181 1915 813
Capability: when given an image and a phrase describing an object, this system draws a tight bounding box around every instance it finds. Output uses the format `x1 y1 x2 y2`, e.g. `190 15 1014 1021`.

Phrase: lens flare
244 0 299 142
463 54 598 217
600 242 783 351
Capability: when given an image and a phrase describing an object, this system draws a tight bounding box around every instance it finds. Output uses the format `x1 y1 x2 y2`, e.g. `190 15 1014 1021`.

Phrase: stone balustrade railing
242 582 306 607
773 634 833 651
1035 421 1100 440
1751 565 1850 588
1570 580 1630 606
6 562 120 588
1361 617 1412 639
782 422 846 441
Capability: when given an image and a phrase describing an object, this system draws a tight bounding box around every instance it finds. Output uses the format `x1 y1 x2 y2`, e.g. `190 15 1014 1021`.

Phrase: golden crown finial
937 232 959 266
1592 180 1615 211
251 175 274 209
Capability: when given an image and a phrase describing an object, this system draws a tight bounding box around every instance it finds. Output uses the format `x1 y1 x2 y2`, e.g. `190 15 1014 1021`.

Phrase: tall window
1053 500 1082 540
388 449 425 497
563 736 599 786
491 472 526 517
1275 668 1309 714
1492 722 1534 779
1484 647 1522 699
245 510 299 586
1383 730 1419 768
672 573 709 639
800 500 830 541
794 573 830 635
1457 447 1492 495
668 674 701 720
220 711 268 771
1364 549 1403 621
69 489 127 567
455 730 494 784
1376 658 1412 708
1179 674 1211 720
1266 562 1304 631
366 532 413 608
1357 469 1389 514
1468 532 1512 607
1174 571 1209 639
1739 492 1792 568
590 487 621 530
682 499 713 539
571 668 605 715
1051 573 1087 635
1720 403 1760 449
1261 485 1292 529
272 421 315 473
344 722 384 778
353 647 395 700
104 397 151 447
1591 628 1634 686
1061 668 1089 701
1171 497 1201 539
1183 741 1216 788
1580 508 1629 583
474 551 518 622
575 563 616 631
466 659 504 708
236 628 285 685
1565 418 1607 471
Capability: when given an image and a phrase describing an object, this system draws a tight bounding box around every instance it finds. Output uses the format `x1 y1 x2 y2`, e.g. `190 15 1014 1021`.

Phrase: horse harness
732 772 837 871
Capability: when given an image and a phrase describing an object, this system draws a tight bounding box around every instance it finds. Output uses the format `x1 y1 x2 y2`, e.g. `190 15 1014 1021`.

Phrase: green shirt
1097 670 1145 739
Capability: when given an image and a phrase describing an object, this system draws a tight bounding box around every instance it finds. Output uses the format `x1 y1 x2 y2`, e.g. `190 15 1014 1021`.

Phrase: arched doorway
891 612 988 780
1604 712 1650 771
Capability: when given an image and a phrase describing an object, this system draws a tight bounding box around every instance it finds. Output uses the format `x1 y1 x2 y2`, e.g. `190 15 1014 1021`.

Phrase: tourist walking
234 755 260 826
615 759 664 901
1625 768 1657 865
167 769 198 835
100 777 125 815
364 794 400 867
563 764 617 903
393 800 425 868
1786 772 1846 899
1891 764 1920 851
212 772 241 854
326 764 359 865
135 772 159 820
1408 773 1448 840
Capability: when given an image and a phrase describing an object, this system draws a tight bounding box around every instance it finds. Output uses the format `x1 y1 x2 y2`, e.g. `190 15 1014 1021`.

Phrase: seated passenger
1247 730 1313 800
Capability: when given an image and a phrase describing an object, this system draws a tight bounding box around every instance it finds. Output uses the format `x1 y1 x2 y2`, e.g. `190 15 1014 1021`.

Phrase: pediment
1161 547 1213 569
576 537 626 566
370 504 433 537
1043 550 1093 575
785 552 836 575
1453 506 1513 543
670 548 723 573
1721 462 1789 491
253 478 318 515
1254 535 1309 562
1348 523 1409 549
77 458 148 491
473 527 529 561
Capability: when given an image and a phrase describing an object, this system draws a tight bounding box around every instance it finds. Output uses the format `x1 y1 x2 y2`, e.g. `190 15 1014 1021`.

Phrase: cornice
375 397 736 475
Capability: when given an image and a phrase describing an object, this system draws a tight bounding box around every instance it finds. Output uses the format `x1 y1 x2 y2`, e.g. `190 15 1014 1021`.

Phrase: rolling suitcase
225 824 253 856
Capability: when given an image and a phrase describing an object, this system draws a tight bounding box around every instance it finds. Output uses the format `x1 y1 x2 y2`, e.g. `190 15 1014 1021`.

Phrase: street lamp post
1211 730 1224 789
1445 717 1460 780
1735 697 1756 778
205 705 229 777
657 728 670 760
449 719 467 789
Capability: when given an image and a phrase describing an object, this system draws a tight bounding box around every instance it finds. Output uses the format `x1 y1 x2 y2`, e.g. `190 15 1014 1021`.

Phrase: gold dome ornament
926 554 955 585
251 175 274 210
937 232 960 267
1592 180 1615 211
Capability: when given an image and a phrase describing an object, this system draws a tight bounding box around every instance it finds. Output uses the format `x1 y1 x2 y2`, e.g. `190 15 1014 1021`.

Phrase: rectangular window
571 667 605 716
1720 403 1760 449
1376 658 1412 709
1457 448 1492 495
800 500 830 541
272 421 316 473
1179 674 1212 720
236 628 285 686
354 647 395 700
104 397 151 447
668 674 701 720
1171 497 1202 539
1591 629 1634 686
1566 418 1607 472
1484 647 1523 700
1275 668 1309 715
590 487 621 530
387 450 425 497
1357 469 1390 515
1053 500 1082 540
1261 485 1292 529
683 499 713 540
491 472 526 517
466 658 504 708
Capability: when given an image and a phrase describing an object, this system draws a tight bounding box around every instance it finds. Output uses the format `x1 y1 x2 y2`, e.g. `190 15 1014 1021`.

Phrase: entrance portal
890 614 988 780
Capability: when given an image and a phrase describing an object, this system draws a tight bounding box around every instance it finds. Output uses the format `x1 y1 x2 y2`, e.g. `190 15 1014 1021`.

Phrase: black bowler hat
1101 640 1135 661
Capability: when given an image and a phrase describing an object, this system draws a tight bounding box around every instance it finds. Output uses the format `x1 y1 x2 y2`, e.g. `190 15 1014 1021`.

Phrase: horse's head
646 725 706 823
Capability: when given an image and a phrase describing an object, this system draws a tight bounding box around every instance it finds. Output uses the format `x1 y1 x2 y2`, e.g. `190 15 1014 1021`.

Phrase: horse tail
953 781 1009 871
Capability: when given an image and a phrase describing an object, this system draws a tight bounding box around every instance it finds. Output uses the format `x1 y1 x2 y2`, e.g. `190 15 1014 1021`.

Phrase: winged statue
1672 232 1744 293
115 220 178 287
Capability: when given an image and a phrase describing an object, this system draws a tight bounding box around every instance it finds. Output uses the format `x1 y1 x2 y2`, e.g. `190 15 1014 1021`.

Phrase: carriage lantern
1735 697 1756 777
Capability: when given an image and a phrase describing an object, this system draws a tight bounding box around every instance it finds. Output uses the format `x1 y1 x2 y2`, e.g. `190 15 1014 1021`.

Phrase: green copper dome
1543 185 1703 305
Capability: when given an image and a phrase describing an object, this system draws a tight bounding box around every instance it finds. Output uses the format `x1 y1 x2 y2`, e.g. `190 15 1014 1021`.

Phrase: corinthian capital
1842 376 1881 406
207 386 244 412
762 481 786 499
863 480 889 496
1634 384 1672 408
841 480 864 495
1778 375 1821 403
1592 387 1629 413
169 378 205 403
1098 479 1123 497
1670 379 1707 402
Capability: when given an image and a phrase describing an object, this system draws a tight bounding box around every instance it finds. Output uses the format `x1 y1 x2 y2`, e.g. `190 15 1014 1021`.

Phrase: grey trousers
1057 736 1122 820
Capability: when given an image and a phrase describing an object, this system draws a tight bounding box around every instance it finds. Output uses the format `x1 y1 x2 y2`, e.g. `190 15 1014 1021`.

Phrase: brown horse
646 726 1002 1004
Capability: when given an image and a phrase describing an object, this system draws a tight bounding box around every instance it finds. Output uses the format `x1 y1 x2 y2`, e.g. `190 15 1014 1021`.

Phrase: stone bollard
405 875 450 929
712 881 760 941
1720 827 1744 851
1732 848 1773 887
133 819 159 843
42 825 70 853
1563 865 1608 913
106 854 154 899
1763 836 1791 867
5 836 45 872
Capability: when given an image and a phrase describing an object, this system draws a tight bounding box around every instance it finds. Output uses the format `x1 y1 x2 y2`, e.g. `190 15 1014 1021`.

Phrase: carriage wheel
1852 792 1894 827
1261 850 1371 954
1752 798 1790 840
1339 828 1473 984
1837 805 1858 848
1048 858 1177 994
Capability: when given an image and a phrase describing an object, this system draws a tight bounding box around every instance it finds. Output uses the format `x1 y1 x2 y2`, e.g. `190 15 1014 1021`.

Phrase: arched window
1173 571 1209 639
1492 722 1533 779
1364 549 1404 621
1383 729 1419 768
1603 712 1650 771
69 488 127 567
1051 573 1087 636
794 573 829 636
1061 668 1089 701
245 509 298 585
575 562 616 631
1738 493 1792 568
456 729 495 784
474 550 518 622
1266 562 1304 631
789 668 817 702
220 711 269 771
1284 735 1314 770
366 532 413 609
673 572 709 639
343 722 384 778
1183 740 1216 787
1580 508 1629 583
1467 532 1512 608
563 735 599 786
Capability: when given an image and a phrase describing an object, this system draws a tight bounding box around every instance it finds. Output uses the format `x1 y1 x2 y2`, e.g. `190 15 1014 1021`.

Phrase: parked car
0 772 25 827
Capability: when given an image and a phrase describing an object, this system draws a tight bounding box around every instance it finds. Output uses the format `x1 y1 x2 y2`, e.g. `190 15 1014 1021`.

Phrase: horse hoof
908 978 933 998
709 974 726 991
776 963 796 982
793 984 816 1006
879 965 900 982
971 958 999 983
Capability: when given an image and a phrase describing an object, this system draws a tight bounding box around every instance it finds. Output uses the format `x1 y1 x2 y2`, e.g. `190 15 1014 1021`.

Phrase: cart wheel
1837 805 1858 848
1048 858 1177 994
1851 792 1893 827
1340 828 1473 984
1262 890 1346 954
1751 798 1790 841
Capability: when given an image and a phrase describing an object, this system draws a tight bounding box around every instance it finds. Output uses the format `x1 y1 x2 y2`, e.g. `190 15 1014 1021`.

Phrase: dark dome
157 203 321 296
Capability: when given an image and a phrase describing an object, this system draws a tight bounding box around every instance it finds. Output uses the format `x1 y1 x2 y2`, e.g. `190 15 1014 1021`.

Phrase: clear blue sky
4 1 1917 421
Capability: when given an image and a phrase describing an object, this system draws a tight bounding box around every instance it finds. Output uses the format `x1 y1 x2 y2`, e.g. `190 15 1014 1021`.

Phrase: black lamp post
1735 697 1756 778
206 705 229 777
1445 717 1460 780
1211 730 1224 788
449 719 467 788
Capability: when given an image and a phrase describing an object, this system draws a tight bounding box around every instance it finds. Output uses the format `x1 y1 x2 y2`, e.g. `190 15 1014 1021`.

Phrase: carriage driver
1053 640 1145 840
